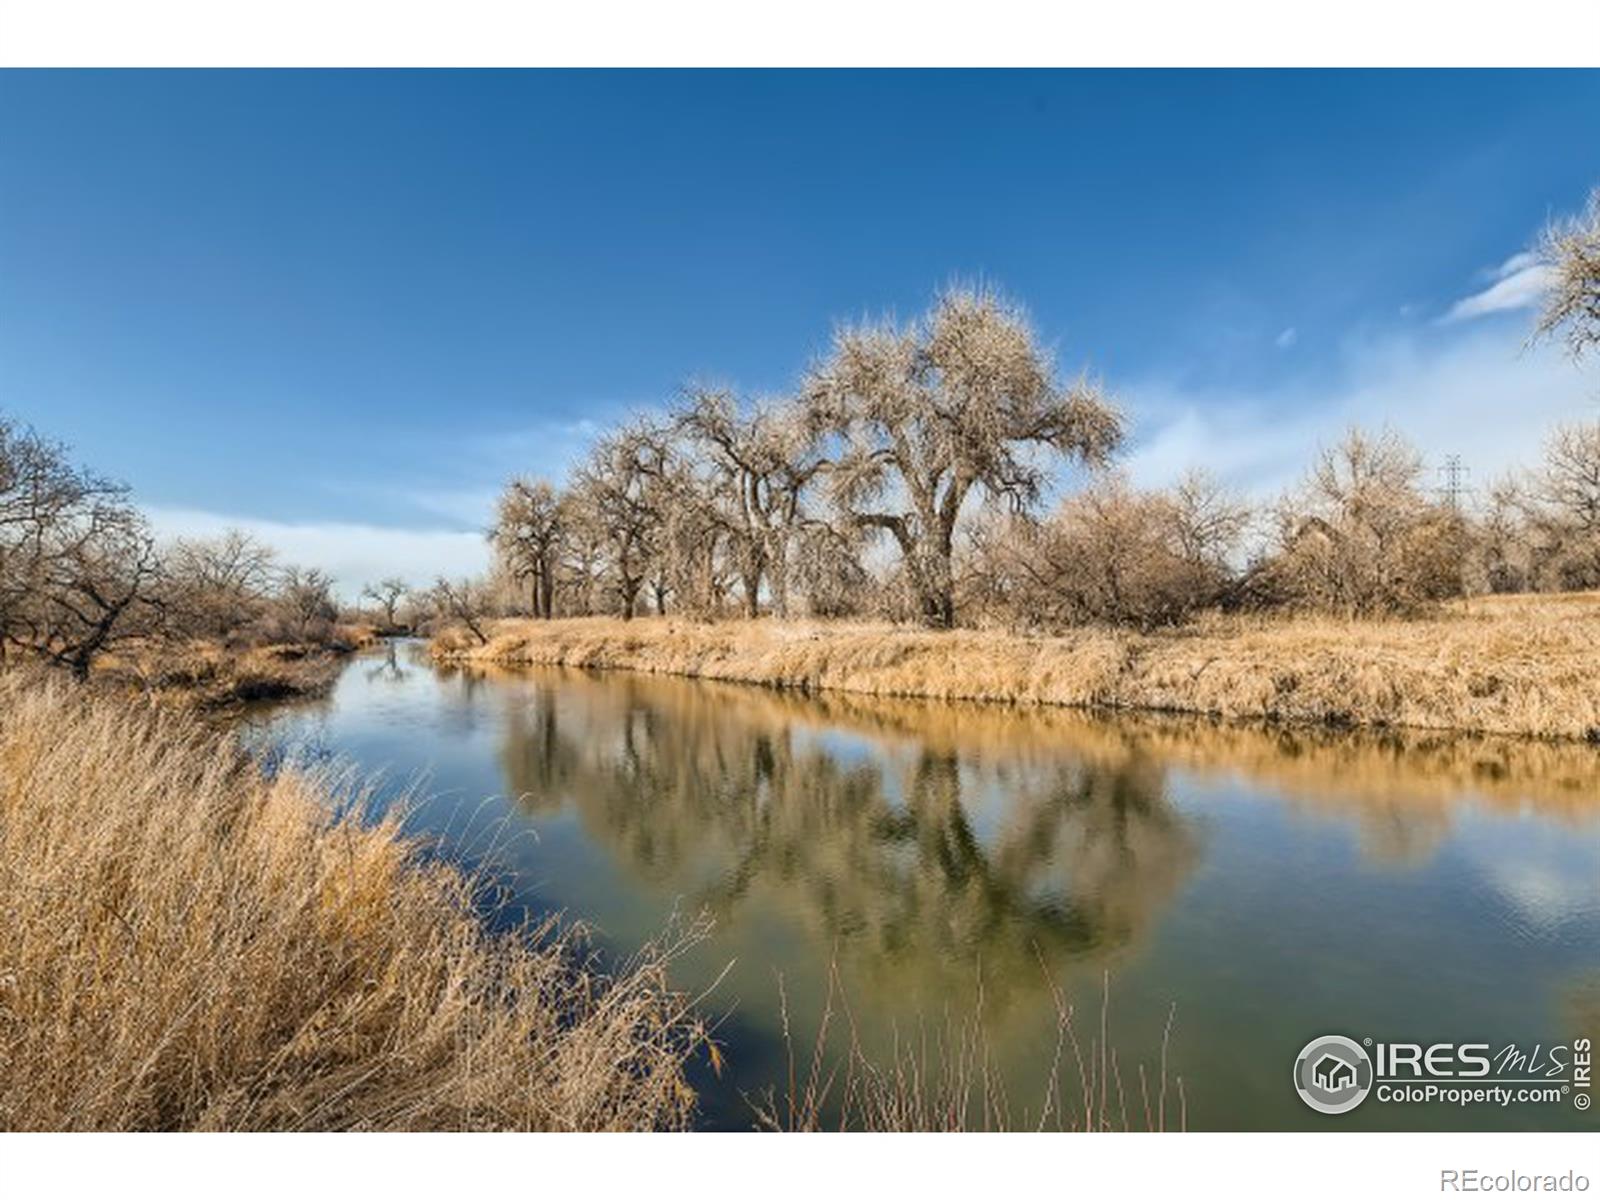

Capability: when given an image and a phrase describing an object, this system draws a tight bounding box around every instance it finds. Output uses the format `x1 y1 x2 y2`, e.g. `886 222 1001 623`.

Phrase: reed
0 672 708 1131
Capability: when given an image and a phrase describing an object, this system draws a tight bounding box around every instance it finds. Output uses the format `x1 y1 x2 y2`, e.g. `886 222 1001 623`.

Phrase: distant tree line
467 209 1600 631
3 187 1597 680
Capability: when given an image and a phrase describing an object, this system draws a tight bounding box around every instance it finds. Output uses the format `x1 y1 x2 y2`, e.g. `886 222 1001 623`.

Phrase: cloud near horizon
1123 322 1598 502
1438 251 1555 325
144 506 491 600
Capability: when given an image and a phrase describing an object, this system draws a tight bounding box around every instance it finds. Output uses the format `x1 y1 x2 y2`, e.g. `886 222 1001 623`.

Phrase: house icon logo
1313 1053 1357 1092
1294 1035 1374 1114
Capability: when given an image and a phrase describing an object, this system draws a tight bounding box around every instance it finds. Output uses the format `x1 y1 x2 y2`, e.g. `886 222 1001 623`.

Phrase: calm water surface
249 642 1600 1131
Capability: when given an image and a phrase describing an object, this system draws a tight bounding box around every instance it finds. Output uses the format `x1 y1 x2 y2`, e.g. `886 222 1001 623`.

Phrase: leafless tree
555 508 609 617
1499 421 1600 591
0 415 161 677
427 576 494 645
1534 421 1600 536
360 575 412 631
490 478 566 619
267 566 339 644
162 529 278 640
1162 469 1252 574
653 468 735 618
1536 187 1600 361
804 286 1122 627
1476 476 1534 594
570 423 672 620
966 473 1243 631
789 522 870 618
22 507 159 679
1265 427 1462 615
673 387 823 618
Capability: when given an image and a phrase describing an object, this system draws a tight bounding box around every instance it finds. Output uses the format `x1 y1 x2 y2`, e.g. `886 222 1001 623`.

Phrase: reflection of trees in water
492 670 1198 996
741 690 1600 868
498 682 584 808
362 640 412 684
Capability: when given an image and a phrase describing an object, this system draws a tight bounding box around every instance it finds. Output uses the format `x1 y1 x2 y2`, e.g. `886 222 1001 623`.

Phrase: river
246 640 1600 1131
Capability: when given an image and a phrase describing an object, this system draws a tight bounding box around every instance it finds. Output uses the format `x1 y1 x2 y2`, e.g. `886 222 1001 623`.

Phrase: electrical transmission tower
1437 454 1471 513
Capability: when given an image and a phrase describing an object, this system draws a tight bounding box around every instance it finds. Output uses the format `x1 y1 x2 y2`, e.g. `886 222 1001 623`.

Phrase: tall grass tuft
0 672 708 1131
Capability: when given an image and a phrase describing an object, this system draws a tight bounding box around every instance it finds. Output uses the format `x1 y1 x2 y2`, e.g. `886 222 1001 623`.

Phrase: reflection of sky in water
249 650 1600 1131
1456 821 1600 936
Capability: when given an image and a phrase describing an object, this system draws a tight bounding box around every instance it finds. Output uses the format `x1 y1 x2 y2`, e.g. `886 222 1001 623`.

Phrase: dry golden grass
0 672 708 1131
91 624 378 709
433 592 1600 741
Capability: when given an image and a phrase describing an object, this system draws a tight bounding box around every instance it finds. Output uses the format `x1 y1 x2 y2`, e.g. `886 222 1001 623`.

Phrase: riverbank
90 625 379 709
0 674 707 1131
431 592 1600 741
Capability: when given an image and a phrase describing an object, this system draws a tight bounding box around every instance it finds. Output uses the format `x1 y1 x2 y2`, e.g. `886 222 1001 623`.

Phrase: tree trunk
770 539 790 619
916 547 956 629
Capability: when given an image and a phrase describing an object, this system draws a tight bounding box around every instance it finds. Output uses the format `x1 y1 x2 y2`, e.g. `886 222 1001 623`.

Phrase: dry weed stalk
753 963 1185 1133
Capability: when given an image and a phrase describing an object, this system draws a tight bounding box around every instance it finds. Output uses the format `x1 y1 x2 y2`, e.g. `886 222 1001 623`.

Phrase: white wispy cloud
390 486 501 527
1438 251 1555 325
1123 323 1598 503
1274 327 1298 349
144 507 490 598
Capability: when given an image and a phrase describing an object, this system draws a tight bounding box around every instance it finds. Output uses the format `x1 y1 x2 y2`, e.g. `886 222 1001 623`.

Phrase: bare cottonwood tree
673 388 822 618
570 423 672 620
490 478 566 619
1534 421 1600 535
1536 187 1600 360
22 507 159 679
804 287 1123 627
1474 477 1524 593
653 468 735 618
555 508 609 617
789 522 869 618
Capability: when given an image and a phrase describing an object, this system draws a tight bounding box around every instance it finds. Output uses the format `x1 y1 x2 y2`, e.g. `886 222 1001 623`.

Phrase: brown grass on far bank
89 624 380 709
0 673 708 1131
432 592 1600 741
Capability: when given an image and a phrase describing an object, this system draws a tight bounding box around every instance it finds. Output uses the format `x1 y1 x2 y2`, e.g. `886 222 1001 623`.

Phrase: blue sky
2 70 1597 588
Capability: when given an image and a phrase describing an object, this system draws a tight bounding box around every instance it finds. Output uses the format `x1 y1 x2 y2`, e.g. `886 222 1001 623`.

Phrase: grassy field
432 592 1600 741
0 673 708 1131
